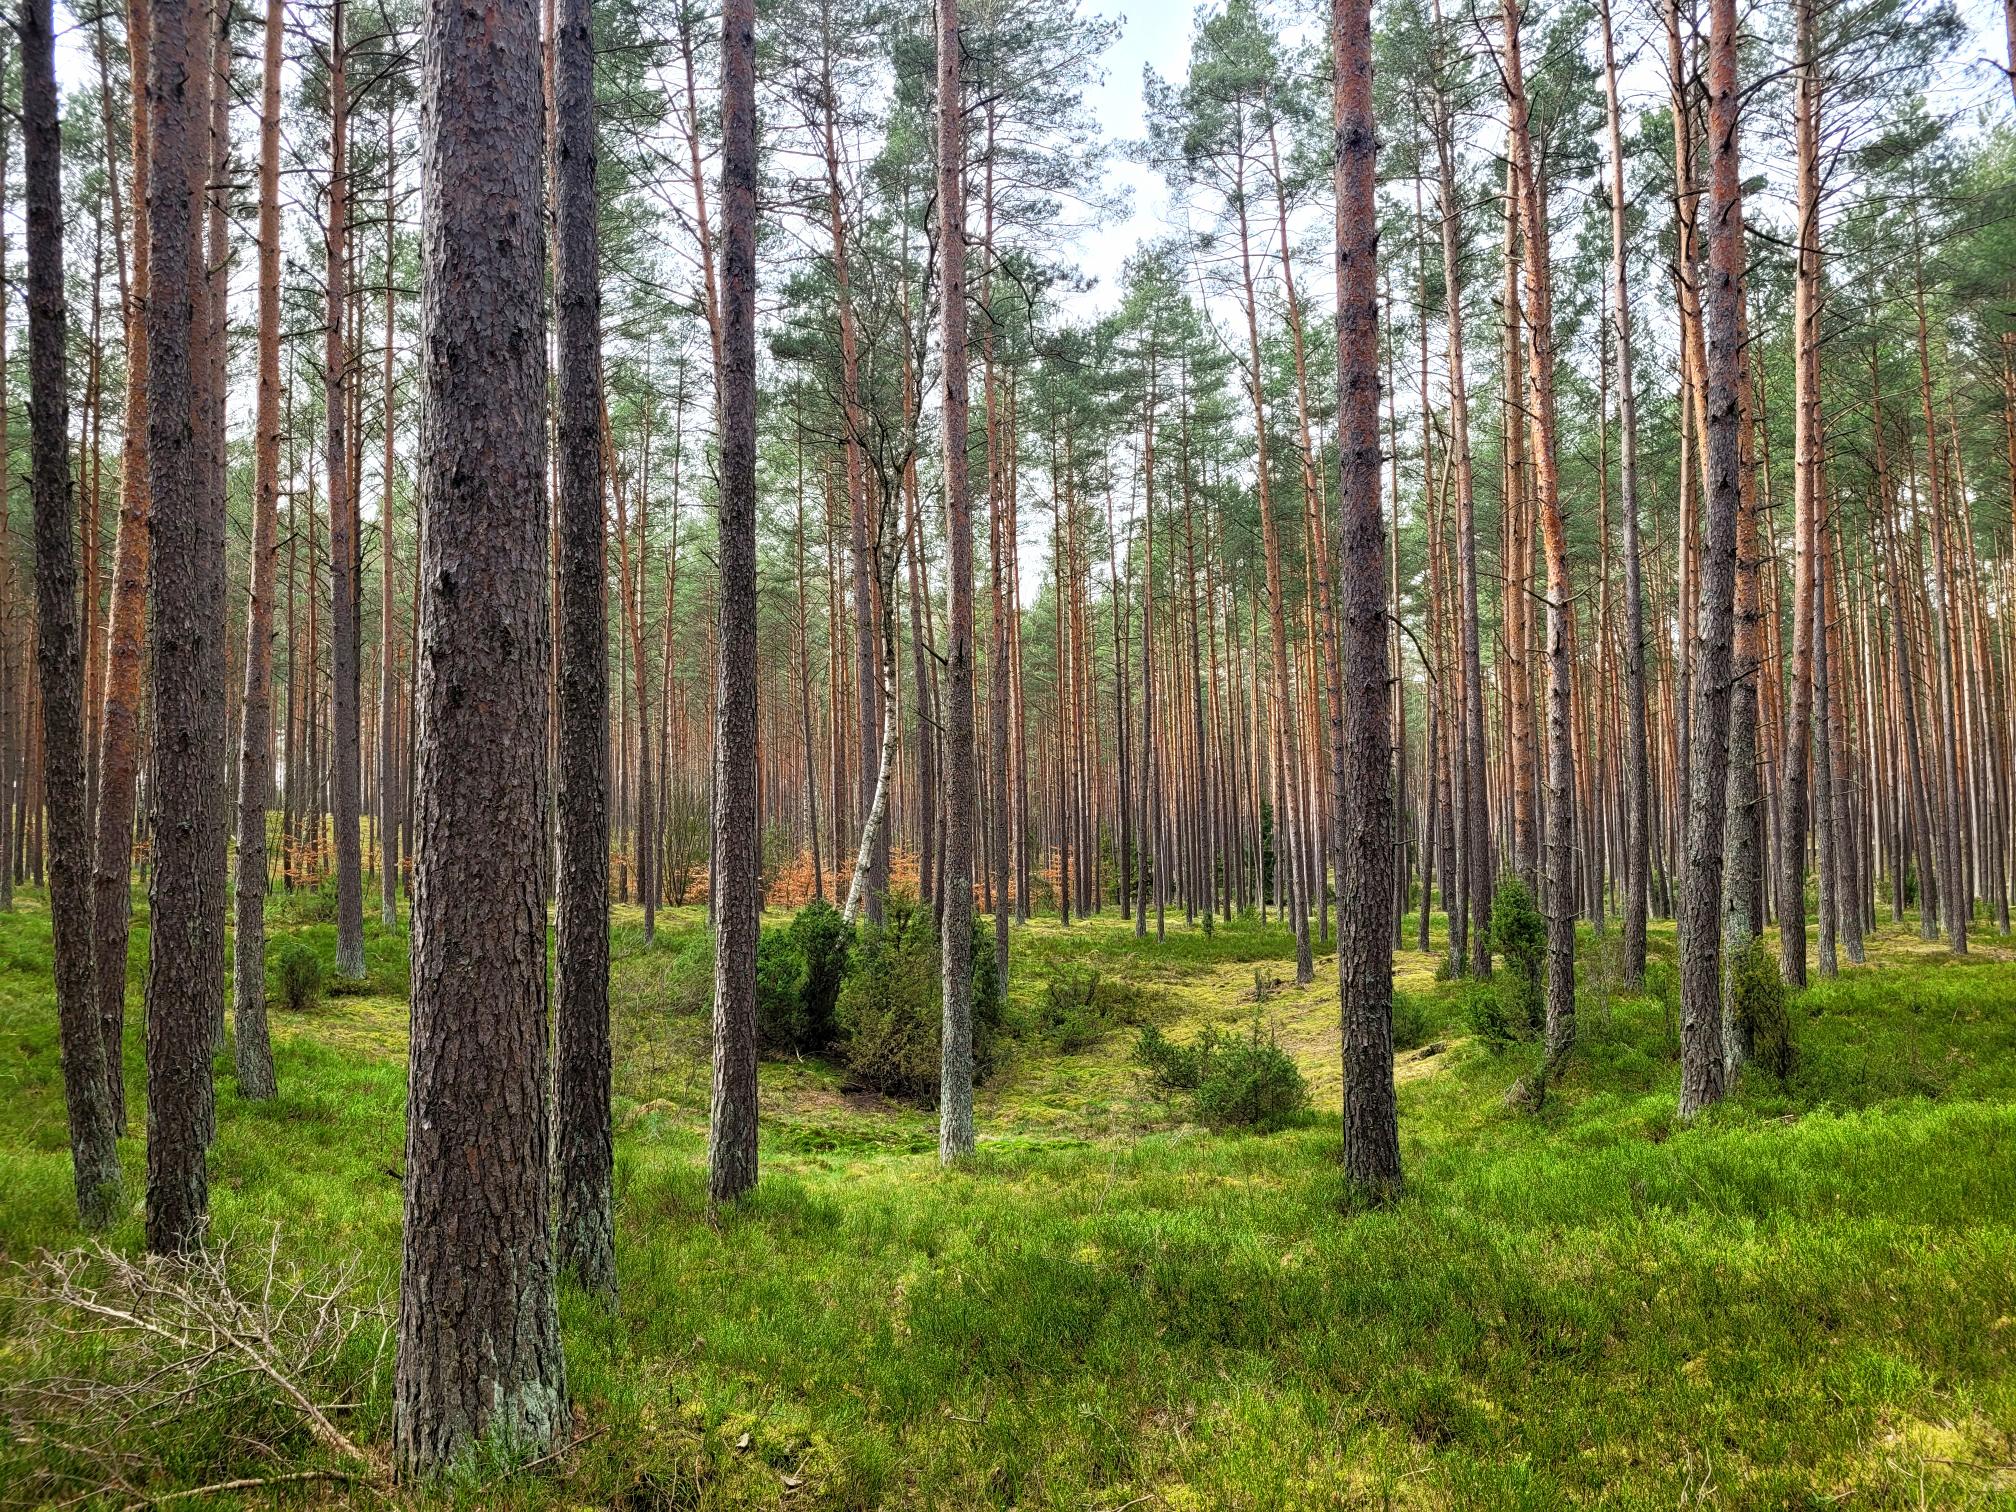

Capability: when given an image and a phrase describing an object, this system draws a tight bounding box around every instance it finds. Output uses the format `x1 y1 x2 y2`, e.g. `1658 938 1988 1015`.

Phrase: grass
2 887 2015 1507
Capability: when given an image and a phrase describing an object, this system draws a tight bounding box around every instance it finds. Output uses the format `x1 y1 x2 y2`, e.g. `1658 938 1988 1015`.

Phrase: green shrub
755 929 809 1053
1031 966 1170 1051
271 939 325 1014
835 896 1000 1103
1390 991 1435 1051
1133 1020 1310 1132
1194 1024 1308 1131
788 899 852 1051
1458 981 1524 1053
1731 936 1796 1082
1133 1023 1207 1092
1491 876 1547 1031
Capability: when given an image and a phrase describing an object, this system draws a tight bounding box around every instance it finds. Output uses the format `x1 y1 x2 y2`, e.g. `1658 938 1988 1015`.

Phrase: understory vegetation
3 893 2014 1507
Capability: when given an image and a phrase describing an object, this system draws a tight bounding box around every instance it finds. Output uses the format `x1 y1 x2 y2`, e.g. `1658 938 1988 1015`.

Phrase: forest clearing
1 0 2015 1498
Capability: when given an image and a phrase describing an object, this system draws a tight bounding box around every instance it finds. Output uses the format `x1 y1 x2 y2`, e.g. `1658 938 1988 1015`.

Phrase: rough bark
552 0 614 1300
708 0 761 1205
230 0 285 1102
143 0 219 1256
937 0 977 1166
326 0 366 980
393 0 567 1469
25 0 123 1229
1677 0 1748 1118
1334 0 1400 1201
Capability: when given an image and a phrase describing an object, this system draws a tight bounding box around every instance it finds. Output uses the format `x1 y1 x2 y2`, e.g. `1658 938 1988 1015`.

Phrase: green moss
2 897 2014 1506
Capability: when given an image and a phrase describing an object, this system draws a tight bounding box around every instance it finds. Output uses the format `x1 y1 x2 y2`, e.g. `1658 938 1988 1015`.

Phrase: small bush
1133 1023 1207 1092
271 939 325 1014
1030 967 1170 1051
1134 1020 1309 1132
1390 991 1435 1051
1458 982 1524 1053
1491 876 1547 1031
835 896 1001 1102
1731 936 1796 1081
789 899 852 1051
1194 1025 1309 1131
755 929 809 1053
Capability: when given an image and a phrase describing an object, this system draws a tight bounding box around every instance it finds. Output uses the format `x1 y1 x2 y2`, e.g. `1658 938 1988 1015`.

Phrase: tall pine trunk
24 0 122 1228
553 0 614 1300
394 0 568 1468
708 0 761 1203
230 0 285 1101
1334 0 1401 1201
938 0 977 1165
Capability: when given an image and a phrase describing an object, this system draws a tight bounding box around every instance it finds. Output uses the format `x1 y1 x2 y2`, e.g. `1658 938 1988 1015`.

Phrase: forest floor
3 890 2016 1508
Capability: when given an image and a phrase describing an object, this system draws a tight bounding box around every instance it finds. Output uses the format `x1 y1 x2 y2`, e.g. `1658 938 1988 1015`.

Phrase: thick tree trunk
938 0 977 1166
24 0 122 1229
708 0 761 1204
143 0 219 1255
1677 0 1749 1118
1334 0 1400 1201
553 0 614 1301
230 0 285 1102
394 0 568 1469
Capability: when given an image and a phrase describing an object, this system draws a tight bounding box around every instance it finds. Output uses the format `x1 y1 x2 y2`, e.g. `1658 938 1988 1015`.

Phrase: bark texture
937 0 977 1166
25 0 122 1228
708 0 761 1205
394 0 567 1470
1678 0 1748 1118
553 0 615 1298
143 0 219 1257
1334 0 1401 1201
231 0 285 1103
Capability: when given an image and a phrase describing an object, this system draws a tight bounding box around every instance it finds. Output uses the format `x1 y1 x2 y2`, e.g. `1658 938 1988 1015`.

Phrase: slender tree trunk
24 0 122 1228
91 0 153 1125
1503 0 1575 1064
1677 0 1749 1117
938 0 977 1165
1599 0 1648 987
708 0 761 1203
230 0 285 1102
394 0 568 1468
552 0 614 1301
378 106 401 931
326 0 366 979
1334 0 1400 1200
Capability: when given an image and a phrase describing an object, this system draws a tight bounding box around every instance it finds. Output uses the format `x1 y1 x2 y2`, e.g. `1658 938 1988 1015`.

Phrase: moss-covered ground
2 888 2014 1507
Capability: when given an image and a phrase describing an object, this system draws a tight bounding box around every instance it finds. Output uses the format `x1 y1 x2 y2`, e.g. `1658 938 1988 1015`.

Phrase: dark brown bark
143 0 218 1255
393 0 567 1468
553 0 613 1300
231 0 285 1102
1334 0 1400 1201
937 0 976 1165
24 0 122 1229
708 0 760 1204
326 0 365 979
